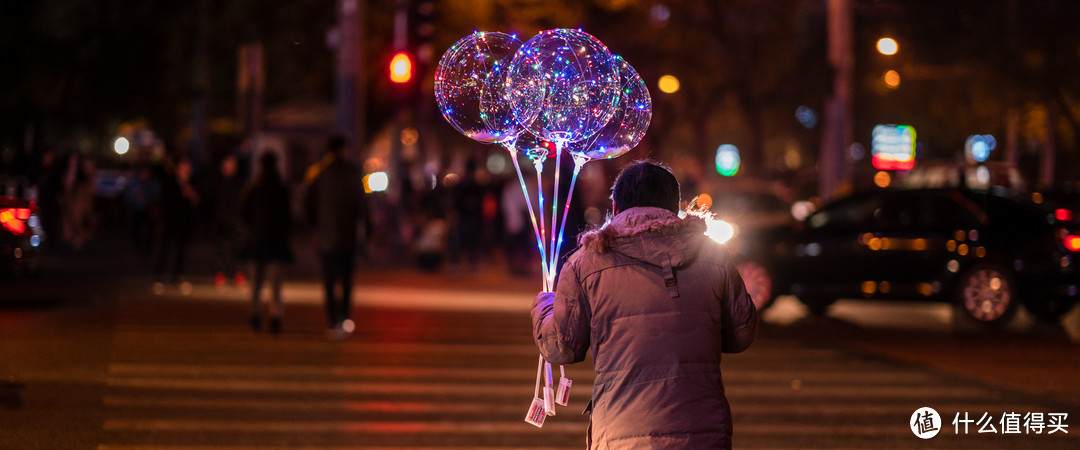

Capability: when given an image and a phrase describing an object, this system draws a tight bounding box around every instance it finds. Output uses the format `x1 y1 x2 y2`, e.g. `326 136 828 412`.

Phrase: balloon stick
532 155 552 292
546 144 563 290
550 155 586 280
507 144 549 292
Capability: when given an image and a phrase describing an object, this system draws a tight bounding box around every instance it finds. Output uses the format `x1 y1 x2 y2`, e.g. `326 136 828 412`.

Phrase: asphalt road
1 239 1079 448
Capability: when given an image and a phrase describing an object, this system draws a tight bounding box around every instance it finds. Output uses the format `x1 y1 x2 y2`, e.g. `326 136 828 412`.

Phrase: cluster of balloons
436 30 651 427
434 28 651 165
436 28 652 294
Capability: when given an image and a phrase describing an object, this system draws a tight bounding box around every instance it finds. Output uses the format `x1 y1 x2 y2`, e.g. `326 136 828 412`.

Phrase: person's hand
533 291 555 309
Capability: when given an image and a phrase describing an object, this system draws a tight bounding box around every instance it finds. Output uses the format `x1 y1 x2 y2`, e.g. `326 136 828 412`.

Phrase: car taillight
1055 208 1073 222
1065 234 1080 252
0 208 30 234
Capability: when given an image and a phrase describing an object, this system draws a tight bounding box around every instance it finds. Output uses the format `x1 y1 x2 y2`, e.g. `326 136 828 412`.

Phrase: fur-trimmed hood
577 206 708 269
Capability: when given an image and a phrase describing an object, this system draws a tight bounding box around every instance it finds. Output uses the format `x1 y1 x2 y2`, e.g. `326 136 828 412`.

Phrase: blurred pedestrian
154 155 200 286
531 160 759 448
240 150 293 334
123 163 161 259
304 135 367 340
210 153 247 288
500 177 532 276
34 148 63 246
61 153 96 250
448 159 484 274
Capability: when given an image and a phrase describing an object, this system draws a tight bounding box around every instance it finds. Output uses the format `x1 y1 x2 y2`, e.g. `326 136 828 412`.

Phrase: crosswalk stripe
104 376 996 400
107 363 562 381
101 394 1049 420
733 402 1053 415
108 363 938 385
106 378 541 396
99 447 561 450
101 396 531 414
102 419 584 434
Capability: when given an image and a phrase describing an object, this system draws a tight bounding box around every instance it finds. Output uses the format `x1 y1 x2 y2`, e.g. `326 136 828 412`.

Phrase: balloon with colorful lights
434 31 523 144
566 57 651 162
506 28 621 144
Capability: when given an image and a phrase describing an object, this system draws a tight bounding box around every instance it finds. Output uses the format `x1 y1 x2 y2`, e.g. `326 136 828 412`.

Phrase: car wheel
955 262 1018 325
737 260 776 311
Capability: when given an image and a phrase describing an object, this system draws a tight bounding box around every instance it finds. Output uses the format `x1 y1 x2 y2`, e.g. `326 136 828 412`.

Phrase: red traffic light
389 51 414 84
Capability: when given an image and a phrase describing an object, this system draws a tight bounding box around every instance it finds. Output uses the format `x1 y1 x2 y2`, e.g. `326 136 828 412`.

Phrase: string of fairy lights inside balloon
434 28 652 428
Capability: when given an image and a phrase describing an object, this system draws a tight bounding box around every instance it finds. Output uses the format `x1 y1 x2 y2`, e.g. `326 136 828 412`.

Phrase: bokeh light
695 193 713 210
795 105 817 129
364 172 389 193
658 75 680 94
883 70 901 89
715 144 740 176
877 37 898 55
113 137 130 155
965 134 997 163
486 152 509 175
389 51 414 83
874 170 892 188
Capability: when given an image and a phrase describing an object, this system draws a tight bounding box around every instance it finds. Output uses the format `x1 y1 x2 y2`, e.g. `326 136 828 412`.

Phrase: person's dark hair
611 160 681 213
258 150 279 175
326 134 347 156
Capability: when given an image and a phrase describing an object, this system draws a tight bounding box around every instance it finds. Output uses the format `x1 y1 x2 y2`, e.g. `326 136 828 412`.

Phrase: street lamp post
820 0 854 202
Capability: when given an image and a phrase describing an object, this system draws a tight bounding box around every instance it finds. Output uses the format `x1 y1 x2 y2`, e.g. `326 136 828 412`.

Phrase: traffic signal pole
335 0 366 157
821 0 853 202
388 0 409 205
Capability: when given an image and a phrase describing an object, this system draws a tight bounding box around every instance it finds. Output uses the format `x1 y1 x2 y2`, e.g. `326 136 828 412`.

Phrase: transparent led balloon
507 29 621 144
566 57 651 162
434 31 523 144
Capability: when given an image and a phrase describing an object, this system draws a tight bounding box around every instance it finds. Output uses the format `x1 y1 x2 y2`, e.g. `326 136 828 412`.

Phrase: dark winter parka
239 173 293 262
532 206 759 449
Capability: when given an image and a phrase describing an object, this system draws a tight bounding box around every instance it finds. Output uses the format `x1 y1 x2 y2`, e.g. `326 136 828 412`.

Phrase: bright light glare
389 52 413 83
705 219 736 244
791 201 816 222
364 172 389 193
114 137 130 155
0 208 29 234
1065 235 1080 252
658 75 680 94
877 37 898 55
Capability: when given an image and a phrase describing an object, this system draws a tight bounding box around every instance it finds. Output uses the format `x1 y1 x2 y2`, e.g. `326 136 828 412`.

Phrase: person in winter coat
240 150 294 333
531 160 759 449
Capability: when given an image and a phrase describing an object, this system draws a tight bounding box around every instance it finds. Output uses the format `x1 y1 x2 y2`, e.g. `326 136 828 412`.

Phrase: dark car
697 186 794 311
0 195 44 277
762 188 1079 325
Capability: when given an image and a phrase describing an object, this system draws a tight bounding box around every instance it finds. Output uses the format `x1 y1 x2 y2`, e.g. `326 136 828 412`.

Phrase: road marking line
102 396 530 414
105 378 546 396
101 419 583 434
